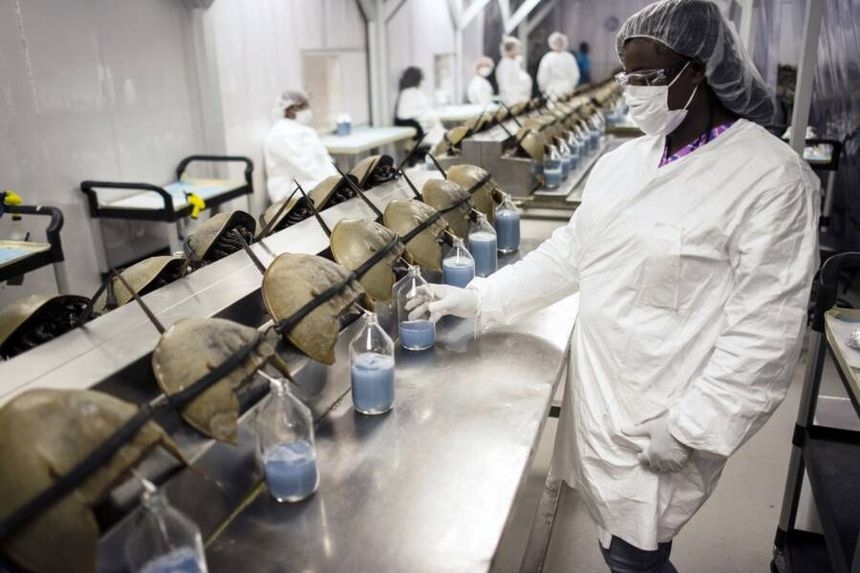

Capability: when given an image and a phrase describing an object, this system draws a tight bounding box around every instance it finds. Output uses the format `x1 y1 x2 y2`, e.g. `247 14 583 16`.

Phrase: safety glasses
615 61 688 87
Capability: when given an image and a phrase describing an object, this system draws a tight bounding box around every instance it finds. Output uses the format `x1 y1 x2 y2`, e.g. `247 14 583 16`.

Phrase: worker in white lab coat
407 1 818 571
394 66 445 148
495 36 533 106
467 56 495 105
263 90 337 203
537 32 581 98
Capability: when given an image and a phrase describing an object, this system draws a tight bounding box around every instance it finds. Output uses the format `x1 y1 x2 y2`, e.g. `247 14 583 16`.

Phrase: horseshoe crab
383 199 449 272
184 210 256 267
349 155 397 189
422 179 472 238
447 164 504 224
262 253 369 365
330 219 405 301
515 127 547 164
433 125 470 156
0 294 90 360
92 255 187 314
308 174 358 210
152 317 284 443
0 388 181 573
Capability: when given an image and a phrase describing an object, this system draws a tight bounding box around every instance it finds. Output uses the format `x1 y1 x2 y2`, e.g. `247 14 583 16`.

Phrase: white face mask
294 109 313 125
477 66 492 78
622 62 698 136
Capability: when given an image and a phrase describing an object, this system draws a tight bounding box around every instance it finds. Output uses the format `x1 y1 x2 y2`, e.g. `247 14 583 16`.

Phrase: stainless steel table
206 242 579 573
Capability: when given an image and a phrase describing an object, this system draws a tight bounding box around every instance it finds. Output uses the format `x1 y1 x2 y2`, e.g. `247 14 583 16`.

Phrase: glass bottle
589 114 602 148
555 136 572 180
256 372 319 503
124 480 208 573
349 312 396 415
566 130 581 174
442 237 476 288
543 145 562 189
394 265 436 351
468 213 498 277
494 194 521 254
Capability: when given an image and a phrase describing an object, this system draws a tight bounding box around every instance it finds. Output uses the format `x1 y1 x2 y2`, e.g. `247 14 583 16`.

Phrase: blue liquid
351 353 395 414
140 548 204 573
336 121 351 136
263 441 319 502
590 129 600 149
399 320 436 350
469 231 498 277
442 257 475 288
560 155 571 179
531 161 543 178
495 211 520 253
568 151 580 172
544 159 562 189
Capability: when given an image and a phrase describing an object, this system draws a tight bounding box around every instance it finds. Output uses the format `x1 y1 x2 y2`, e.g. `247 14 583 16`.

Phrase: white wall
0 0 205 306
387 0 484 116
202 0 366 215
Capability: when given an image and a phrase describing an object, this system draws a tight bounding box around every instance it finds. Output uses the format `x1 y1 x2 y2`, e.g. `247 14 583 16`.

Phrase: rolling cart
80 155 254 272
772 252 860 573
0 194 69 293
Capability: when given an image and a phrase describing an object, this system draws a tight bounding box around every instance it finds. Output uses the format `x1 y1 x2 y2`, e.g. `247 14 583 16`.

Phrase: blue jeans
600 536 678 573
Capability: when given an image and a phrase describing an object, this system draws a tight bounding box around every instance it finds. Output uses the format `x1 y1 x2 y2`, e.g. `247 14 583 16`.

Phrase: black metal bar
80 180 176 221
498 101 523 127
293 180 331 237
258 187 299 239
233 230 267 274
175 155 255 190
399 170 423 200
426 153 447 179
330 161 384 219
1 204 65 263
395 131 428 173
112 269 166 334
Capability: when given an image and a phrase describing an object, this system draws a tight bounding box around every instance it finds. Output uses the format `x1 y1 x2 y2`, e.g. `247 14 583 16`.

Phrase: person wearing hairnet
495 36 533 106
263 90 337 203
395 66 445 147
407 1 819 571
537 32 581 98
467 56 496 105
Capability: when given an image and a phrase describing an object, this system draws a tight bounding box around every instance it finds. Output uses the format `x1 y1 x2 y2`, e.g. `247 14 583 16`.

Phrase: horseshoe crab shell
262 253 368 365
330 219 405 301
349 155 396 189
184 210 256 266
422 179 472 238
515 127 547 163
510 101 529 116
433 126 470 156
0 294 90 360
152 317 281 443
383 199 448 272
258 193 307 236
308 174 356 210
447 164 503 224
93 255 187 314
0 388 180 573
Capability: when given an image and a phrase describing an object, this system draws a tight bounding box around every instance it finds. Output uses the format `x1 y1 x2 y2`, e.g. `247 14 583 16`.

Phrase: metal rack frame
0 204 68 293
773 252 860 573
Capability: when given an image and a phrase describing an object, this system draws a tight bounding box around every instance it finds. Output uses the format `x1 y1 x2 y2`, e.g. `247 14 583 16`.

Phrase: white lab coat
467 75 494 105
537 51 580 97
468 119 819 550
263 118 338 203
495 57 533 106
395 87 445 146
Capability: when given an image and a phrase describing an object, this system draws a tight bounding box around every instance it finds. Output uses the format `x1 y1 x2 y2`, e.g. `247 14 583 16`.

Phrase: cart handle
3 204 66 262
175 155 254 188
813 252 860 331
80 181 176 219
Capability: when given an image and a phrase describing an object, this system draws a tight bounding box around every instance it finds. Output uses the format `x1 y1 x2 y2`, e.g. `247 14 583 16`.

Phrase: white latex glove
404 284 479 323
622 416 692 473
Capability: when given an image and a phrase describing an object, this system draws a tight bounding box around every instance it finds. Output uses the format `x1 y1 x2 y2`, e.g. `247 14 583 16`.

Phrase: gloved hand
622 416 692 473
404 284 479 323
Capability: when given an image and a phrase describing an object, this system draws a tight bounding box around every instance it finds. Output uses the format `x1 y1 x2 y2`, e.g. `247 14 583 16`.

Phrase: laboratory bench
1 171 577 573
321 126 417 169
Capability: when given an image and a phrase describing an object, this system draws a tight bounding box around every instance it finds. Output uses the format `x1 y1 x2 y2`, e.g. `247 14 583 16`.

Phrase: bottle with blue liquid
494 194 521 254
566 131 581 174
555 137 572 180
543 145 563 189
256 372 320 503
124 480 208 573
394 266 436 351
442 237 476 288
350 312 396 415
468 213 498 277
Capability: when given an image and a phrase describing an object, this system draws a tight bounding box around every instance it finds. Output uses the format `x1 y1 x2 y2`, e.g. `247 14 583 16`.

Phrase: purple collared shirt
659 120 736 167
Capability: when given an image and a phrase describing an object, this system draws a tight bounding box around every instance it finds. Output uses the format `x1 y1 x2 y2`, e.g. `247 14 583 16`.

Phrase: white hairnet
616 0 775 125
276 89 308 113
548 32 568 51
476 55 494 71
500 36 521 57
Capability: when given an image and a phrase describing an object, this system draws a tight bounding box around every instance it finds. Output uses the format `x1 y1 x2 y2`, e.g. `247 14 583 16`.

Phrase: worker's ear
688 61 706 86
